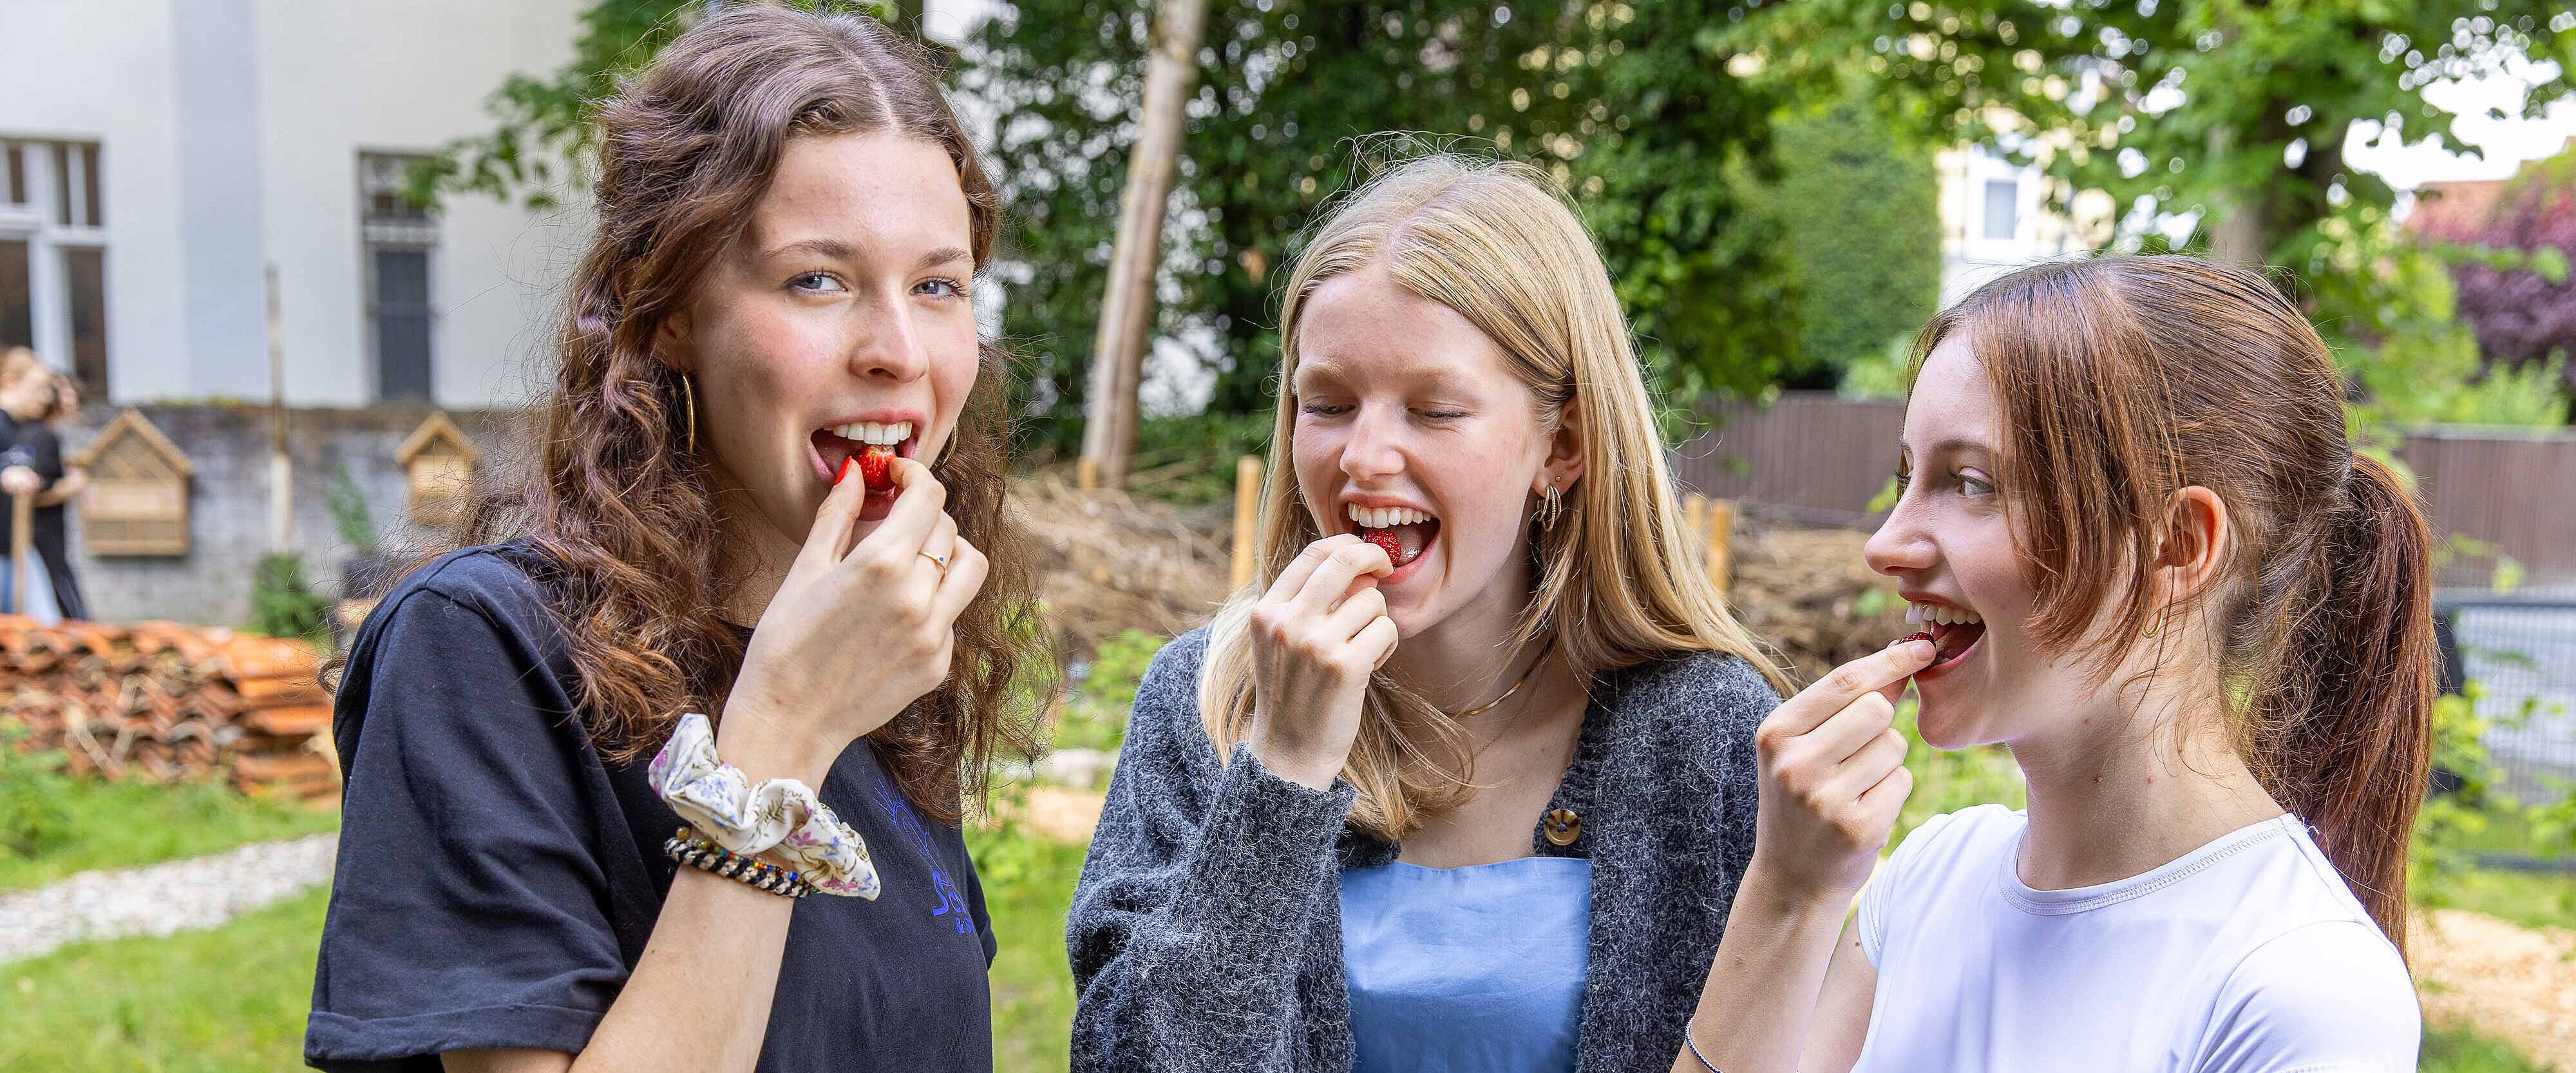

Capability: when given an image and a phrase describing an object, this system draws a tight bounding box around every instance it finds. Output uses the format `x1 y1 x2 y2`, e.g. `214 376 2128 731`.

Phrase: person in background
23 374 89 620
0 347 68 620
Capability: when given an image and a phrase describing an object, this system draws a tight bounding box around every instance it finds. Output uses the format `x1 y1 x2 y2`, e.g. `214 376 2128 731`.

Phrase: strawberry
1360 528 1402 566
1895 631 1935 648
857 444 896 491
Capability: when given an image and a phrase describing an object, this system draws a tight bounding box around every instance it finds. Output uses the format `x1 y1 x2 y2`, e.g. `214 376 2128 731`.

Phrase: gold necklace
1446 636 1557 719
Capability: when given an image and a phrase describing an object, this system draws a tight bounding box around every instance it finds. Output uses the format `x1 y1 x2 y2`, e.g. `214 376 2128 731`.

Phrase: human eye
1956 469 1995 497
788 271 848 294
1299 401 1351 417
916 276 969 299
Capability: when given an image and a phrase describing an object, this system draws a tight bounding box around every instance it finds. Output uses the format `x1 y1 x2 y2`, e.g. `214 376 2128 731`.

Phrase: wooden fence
1668 392 2576 588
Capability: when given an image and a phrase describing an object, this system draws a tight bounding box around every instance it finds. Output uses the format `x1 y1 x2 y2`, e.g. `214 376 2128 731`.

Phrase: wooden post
1075 0 1209 490
10 491 30 614
265 265 292 551
1705 498 1734 601
1683 494 1707 558
1231 455 1262 590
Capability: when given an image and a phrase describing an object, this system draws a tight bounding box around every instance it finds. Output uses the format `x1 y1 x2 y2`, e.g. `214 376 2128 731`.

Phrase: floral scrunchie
647 712 882 899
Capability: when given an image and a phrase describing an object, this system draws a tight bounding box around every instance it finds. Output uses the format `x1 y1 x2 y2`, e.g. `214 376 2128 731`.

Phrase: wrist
1245 728 1344 792
712 699 838 788
1739 857 1865 926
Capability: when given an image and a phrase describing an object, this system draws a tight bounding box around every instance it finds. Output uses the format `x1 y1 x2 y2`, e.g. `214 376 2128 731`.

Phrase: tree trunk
1077 0 1209 491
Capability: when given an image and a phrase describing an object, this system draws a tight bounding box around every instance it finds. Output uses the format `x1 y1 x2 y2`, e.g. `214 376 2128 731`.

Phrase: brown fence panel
1668 393 2576 586
2400 430 2576 589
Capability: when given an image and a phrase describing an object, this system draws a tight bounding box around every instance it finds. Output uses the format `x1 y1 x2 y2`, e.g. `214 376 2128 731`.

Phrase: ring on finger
919 550 949 579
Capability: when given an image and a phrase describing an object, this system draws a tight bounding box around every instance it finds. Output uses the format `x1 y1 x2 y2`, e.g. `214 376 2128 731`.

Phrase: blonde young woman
1066 155 1792 1073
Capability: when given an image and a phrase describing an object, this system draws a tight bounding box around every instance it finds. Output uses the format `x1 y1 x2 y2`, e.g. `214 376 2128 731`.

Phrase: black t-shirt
304 544 997 1072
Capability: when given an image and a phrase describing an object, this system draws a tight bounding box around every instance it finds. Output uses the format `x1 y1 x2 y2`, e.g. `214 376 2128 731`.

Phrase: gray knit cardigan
1065 626 1781 1072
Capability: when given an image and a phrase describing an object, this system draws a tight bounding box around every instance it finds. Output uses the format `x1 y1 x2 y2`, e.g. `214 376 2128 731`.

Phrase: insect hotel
395 411 478 529
70 408 194 556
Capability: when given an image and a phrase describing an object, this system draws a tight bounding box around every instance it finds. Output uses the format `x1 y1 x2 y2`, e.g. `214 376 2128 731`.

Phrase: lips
1345 502 1439 569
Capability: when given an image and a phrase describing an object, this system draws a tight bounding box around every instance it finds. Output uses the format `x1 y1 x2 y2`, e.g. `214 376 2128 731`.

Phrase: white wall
256 0 589 408
0 0 190 403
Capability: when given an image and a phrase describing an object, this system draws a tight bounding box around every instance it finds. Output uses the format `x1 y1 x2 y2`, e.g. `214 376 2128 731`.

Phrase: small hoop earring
680 373 697 455
1540 480 1564 533
2142 607 2171 638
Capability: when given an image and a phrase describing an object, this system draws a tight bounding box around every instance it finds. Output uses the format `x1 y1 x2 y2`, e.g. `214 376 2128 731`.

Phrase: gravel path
0 833 337 964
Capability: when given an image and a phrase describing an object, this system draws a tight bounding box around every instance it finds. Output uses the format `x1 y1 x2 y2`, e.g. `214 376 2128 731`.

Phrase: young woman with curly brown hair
304 8 1051 1072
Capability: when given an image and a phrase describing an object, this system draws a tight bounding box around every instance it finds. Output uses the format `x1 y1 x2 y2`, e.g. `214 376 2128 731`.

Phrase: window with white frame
1981 178 2020 242
0 138 109 399
359 152 438 403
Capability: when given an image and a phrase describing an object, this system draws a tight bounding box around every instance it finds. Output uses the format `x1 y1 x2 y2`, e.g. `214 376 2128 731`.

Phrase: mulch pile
0 616 337 799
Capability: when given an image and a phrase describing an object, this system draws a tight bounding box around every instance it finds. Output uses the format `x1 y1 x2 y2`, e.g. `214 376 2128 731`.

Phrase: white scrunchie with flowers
647 712 881 899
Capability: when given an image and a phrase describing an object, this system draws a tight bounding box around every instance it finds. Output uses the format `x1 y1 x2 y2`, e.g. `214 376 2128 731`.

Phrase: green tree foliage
1739 84 1943 388
963 1 1807 450
1730 2 2576 432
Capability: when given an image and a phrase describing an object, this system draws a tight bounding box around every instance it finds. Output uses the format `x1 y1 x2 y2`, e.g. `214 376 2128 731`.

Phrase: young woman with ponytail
304 8 1049 1072
1672 255 2432 1073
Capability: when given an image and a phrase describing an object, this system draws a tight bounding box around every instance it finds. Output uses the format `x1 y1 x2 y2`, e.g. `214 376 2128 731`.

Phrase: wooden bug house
395 412 477 529
70 408 194 556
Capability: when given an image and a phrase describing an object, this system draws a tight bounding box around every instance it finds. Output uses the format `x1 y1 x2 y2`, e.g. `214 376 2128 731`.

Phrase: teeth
831 421 912 446
1342 504 1435 529
1909 602 1982 627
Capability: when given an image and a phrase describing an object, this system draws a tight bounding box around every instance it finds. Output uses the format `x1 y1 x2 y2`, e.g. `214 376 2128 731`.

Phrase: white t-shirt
1852 805 2420 1073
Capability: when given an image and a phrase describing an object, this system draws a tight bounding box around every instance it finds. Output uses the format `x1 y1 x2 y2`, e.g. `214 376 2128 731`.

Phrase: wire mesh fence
2439 589 2576 815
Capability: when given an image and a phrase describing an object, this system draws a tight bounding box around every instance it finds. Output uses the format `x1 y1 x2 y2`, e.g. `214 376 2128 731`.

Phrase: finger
1325 583 1387 641
1293 540 1394 612
848 458 948 565
1268 534 1361 603
1820 726 1909 802
1770 638 1937 738
1853 763 1915 828
1352 614 1399 674
924 536 989 627
1801 692 1899 768
920 511 960 572
797 461 878 572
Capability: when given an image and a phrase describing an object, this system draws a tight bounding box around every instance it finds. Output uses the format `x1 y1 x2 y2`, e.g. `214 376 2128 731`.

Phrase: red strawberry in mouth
1360 528 1402 565
856 443 895 492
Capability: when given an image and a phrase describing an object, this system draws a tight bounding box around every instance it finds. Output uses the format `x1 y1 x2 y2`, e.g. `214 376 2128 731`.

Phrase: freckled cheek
923 334 981 454
1289 426 1349 519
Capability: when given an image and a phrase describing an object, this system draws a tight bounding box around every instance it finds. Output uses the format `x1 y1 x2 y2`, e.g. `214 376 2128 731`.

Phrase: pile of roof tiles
0 615 338 801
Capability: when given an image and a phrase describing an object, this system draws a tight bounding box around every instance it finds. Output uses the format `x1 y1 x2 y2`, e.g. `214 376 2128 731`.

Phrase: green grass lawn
0 777 341 892
0 814 2554 1073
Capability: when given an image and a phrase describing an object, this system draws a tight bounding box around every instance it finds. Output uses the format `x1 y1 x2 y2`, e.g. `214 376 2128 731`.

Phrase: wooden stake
1075 0 1209 490
1705 498 1734 602
1231 455 1262 590
1077 455 1100 493
1683 493 1707 558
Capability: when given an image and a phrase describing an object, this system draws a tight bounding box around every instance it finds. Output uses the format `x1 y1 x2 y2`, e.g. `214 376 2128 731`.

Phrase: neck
1381 553 1538 714
708 472 800 629
2007 672 2286 891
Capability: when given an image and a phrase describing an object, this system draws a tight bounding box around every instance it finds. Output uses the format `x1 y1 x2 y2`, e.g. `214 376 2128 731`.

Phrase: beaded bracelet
663 828 815 898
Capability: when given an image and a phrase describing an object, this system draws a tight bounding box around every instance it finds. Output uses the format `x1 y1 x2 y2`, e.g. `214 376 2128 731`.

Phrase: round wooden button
1542 808 1581 846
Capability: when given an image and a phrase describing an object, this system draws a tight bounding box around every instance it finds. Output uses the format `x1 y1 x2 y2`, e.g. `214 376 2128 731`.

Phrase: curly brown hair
393 4 1051 822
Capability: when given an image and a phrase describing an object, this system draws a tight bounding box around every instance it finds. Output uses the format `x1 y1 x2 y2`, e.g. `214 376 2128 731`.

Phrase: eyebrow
1897 435 1996 457
757 240 974 274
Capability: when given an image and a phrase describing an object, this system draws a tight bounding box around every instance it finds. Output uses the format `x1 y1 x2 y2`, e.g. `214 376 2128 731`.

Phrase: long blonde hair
1198 155 1788 840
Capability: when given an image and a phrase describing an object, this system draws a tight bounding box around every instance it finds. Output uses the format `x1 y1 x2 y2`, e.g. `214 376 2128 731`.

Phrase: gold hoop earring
680 374 697 455
1540 480 1564 533
2142 607 2171 638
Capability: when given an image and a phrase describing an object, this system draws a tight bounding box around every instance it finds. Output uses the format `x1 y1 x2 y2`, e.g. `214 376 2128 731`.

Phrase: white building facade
1933 144 2117 307
0 0 589 408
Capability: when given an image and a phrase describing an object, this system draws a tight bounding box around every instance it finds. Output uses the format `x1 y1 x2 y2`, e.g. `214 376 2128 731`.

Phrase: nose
848 286 930 383
1339 404 1406 484
1864 484 1938 579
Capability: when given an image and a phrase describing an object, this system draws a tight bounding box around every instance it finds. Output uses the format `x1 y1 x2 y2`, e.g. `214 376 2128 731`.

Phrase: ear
2155 486 2231 606
654 312 696 375
1533 404 1587 497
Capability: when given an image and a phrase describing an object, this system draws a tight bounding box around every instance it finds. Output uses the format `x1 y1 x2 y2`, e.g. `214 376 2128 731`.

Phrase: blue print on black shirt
872 777 975 935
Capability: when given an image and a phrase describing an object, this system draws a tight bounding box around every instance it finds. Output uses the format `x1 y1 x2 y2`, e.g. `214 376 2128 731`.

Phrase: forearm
1672 862 1854 1073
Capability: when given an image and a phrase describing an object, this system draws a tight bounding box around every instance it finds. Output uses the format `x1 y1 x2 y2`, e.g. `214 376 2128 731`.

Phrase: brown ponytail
1925 256 2436 955
2244 453 2434 951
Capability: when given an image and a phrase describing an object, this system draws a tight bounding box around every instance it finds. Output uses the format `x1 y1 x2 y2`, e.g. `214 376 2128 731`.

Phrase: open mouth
1904 600 1985 674
1346 503 1440 570
811 420 914 493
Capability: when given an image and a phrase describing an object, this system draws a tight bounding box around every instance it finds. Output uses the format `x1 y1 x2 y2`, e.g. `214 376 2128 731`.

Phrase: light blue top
1338 855 1594 1073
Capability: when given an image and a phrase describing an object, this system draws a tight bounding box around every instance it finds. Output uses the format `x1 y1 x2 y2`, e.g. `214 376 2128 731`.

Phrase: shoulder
1858 804 2022 960
358 545 562 651
1117 625 1216 754
1141 624 1213 687
2201 920 2418 1070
